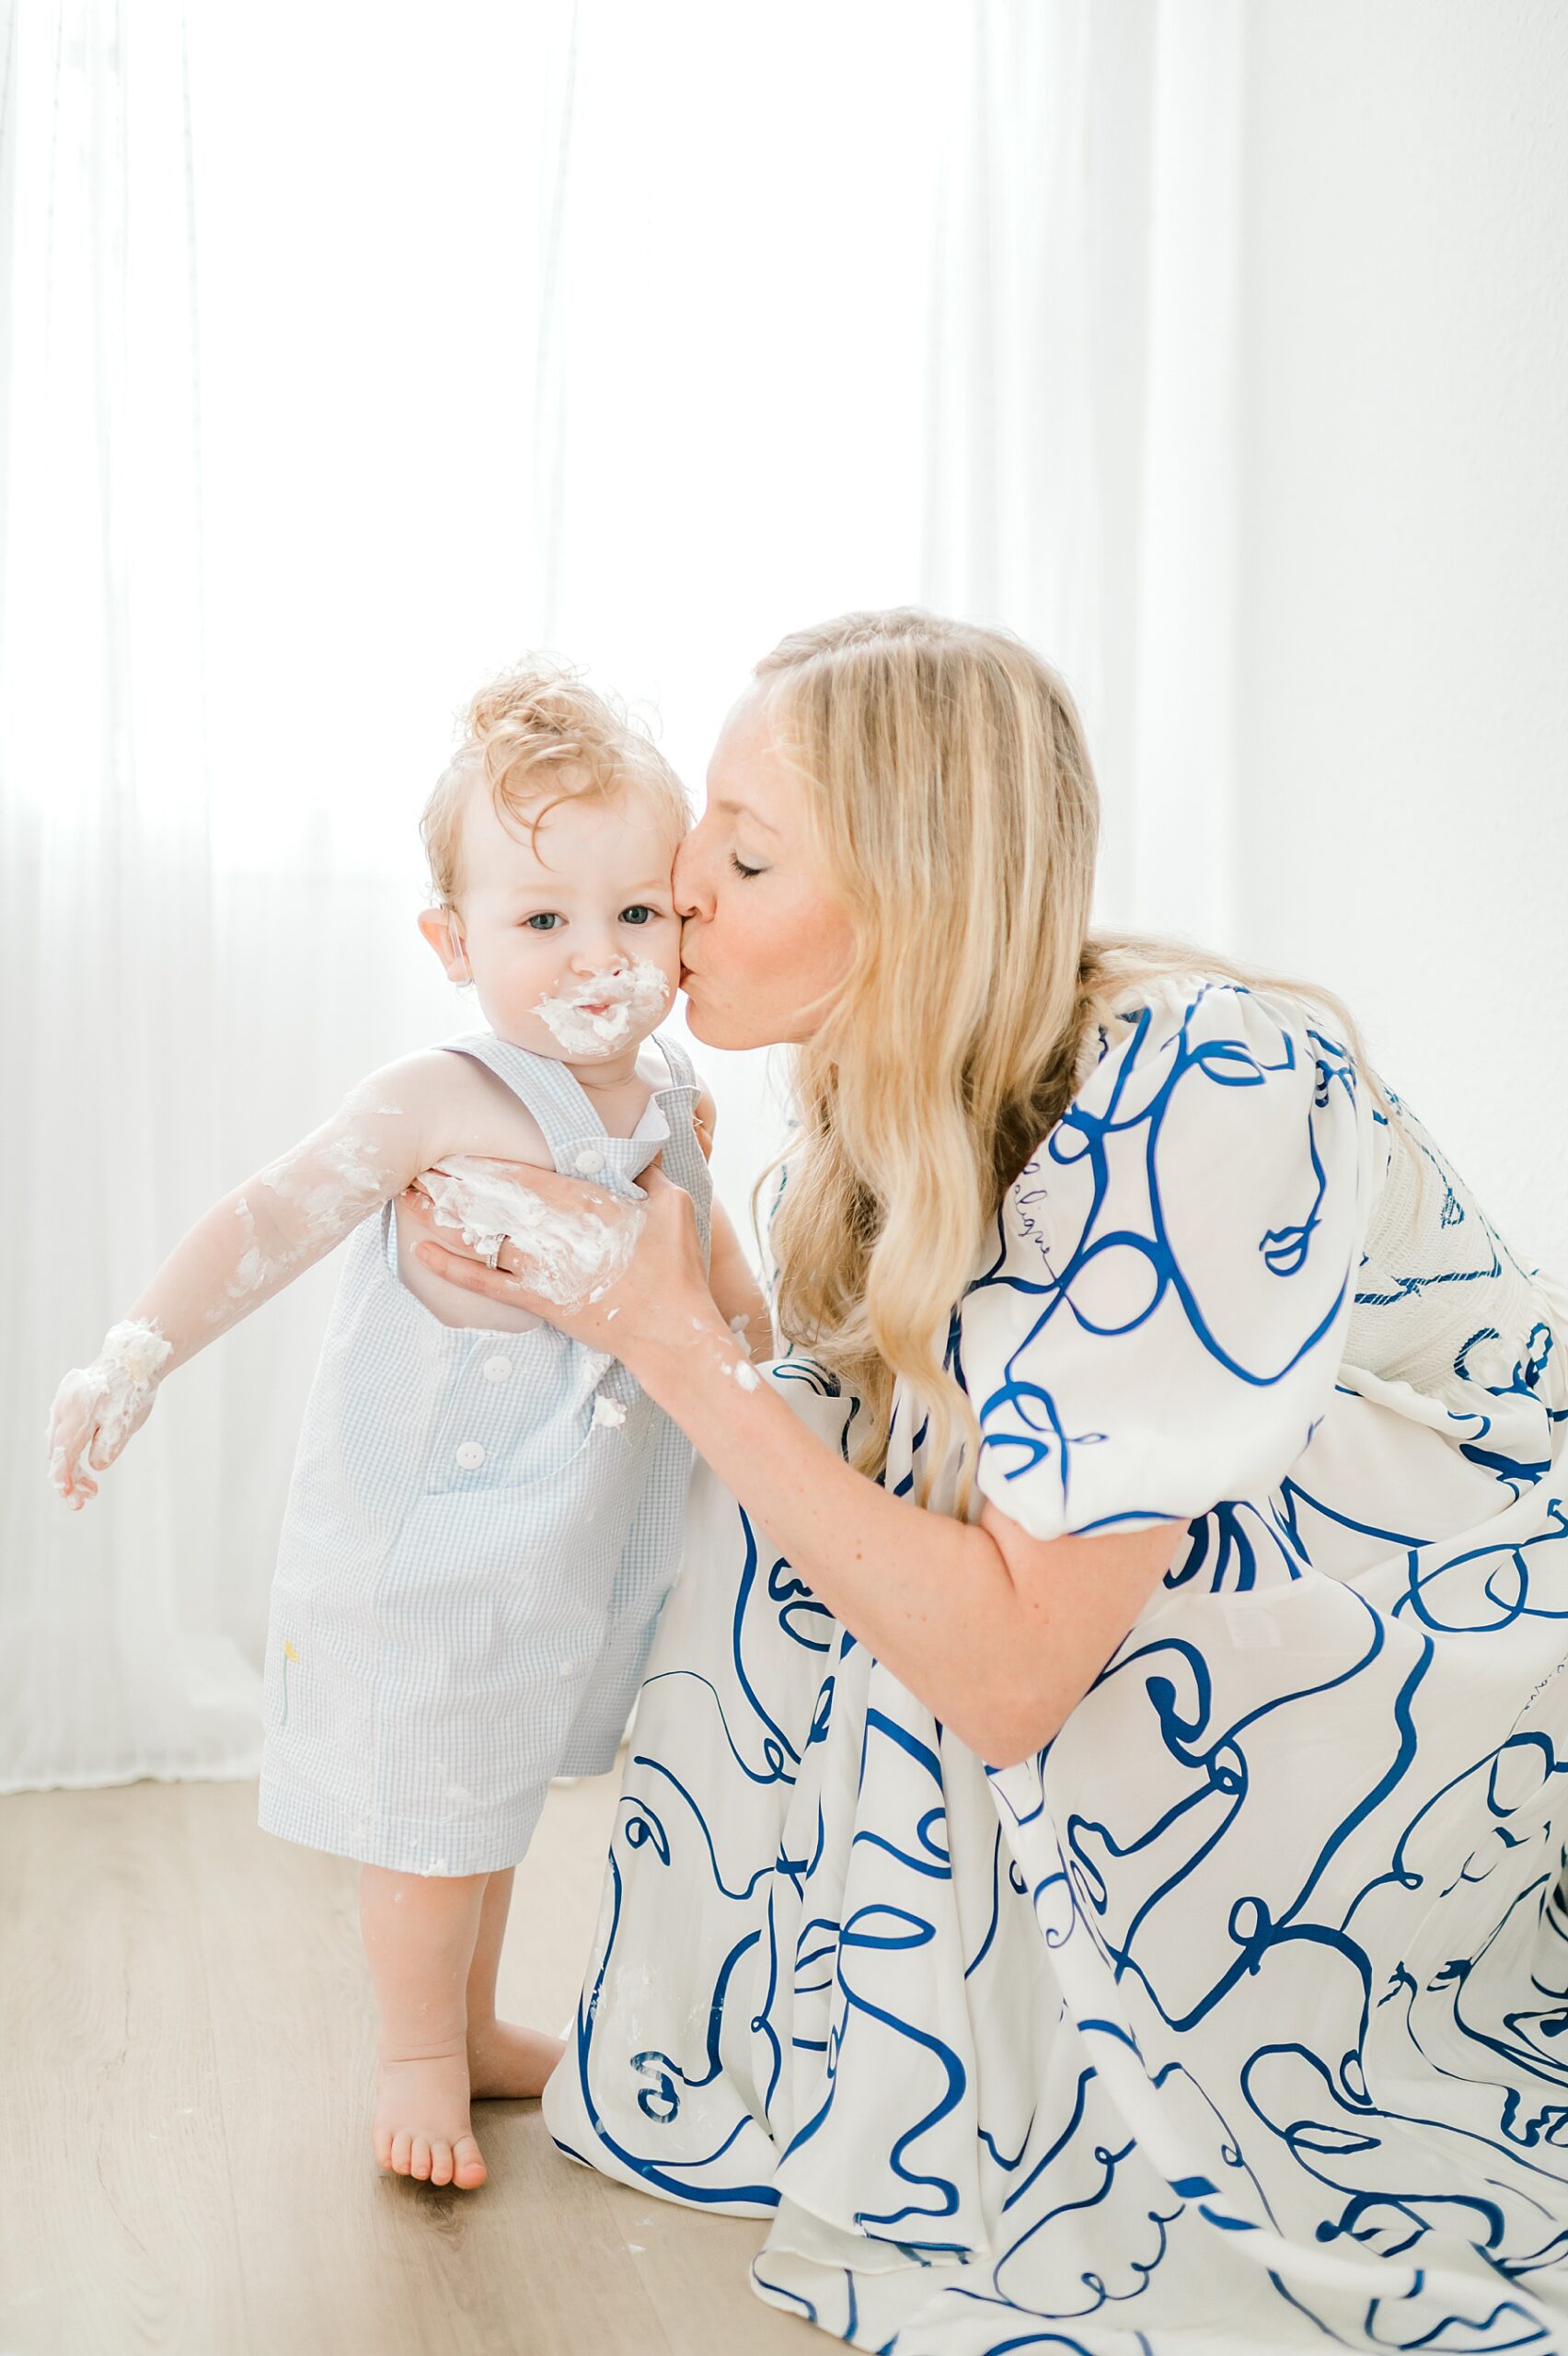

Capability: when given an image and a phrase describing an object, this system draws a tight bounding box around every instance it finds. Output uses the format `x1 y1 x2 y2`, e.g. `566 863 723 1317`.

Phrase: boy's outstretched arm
47 1053 448 1508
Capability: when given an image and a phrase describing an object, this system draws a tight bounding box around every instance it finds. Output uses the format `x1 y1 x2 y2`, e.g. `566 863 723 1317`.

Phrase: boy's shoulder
346 1045 461 1097
342 1044 473 1121
343 1045 551 1167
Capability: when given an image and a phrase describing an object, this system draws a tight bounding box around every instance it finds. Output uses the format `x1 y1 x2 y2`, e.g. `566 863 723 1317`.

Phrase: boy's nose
569 943 623 976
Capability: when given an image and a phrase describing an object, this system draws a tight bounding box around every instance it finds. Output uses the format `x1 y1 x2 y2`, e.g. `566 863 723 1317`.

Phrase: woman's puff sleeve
956 978 1377 1542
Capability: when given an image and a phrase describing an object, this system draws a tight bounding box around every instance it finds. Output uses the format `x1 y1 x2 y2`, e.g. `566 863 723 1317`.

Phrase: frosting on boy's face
422 779 683 1065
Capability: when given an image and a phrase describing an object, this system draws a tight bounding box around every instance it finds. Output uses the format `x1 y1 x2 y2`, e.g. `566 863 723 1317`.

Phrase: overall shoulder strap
439 1031 659 1201
648 1026 700 1092
643 1029 713 1259
439 1033 599 1165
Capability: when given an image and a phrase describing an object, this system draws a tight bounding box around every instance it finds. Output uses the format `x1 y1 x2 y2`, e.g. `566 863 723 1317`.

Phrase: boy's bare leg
464 1864 567 2100
361 1864 490 2188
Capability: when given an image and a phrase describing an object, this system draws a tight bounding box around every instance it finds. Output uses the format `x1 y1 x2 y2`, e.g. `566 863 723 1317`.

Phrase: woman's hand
400 1158 729 1371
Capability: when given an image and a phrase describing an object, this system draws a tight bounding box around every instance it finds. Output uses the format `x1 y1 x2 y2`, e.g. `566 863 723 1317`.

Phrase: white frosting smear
591 1394 628 1429
419 1157 641 1309
49 1316 174 1497
534 957 671 1057
255 1130 386 1242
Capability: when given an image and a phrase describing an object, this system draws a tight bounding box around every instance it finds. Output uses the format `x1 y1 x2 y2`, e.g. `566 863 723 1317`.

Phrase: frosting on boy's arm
45 1056 444 1507
409 1157 644 1308
237 1066 438 1313
156 1057 443 1357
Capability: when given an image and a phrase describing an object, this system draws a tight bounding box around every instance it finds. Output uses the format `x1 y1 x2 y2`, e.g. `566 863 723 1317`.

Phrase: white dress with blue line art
258 1028 711 1879
542 975 1568 2354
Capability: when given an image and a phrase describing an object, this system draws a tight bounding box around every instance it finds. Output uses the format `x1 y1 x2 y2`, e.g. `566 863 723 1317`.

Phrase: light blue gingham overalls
256 1028 712 1877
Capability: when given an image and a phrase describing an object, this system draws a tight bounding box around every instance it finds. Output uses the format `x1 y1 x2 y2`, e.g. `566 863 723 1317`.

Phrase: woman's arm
626 1315 1180 1765
409 1167 1182 1763
47 1056 445 1507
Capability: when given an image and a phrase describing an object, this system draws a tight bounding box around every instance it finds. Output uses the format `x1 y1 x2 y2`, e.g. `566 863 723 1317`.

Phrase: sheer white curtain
0 0 1242 1790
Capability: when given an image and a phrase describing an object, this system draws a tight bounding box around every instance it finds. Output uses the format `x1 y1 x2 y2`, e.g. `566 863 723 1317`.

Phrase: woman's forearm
405 1170 1178 1761
636 1321 1039 1761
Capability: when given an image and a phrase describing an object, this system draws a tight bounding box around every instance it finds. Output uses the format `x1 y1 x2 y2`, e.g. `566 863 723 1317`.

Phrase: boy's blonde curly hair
421 657 691 908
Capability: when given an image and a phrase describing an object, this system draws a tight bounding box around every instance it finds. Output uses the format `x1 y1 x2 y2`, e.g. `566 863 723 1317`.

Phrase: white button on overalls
481 1356 513 1382
572 1147 605 1173
455 1440 486 1470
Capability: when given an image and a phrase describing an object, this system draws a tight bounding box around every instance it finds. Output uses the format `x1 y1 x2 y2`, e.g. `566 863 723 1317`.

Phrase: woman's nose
672 831 709 918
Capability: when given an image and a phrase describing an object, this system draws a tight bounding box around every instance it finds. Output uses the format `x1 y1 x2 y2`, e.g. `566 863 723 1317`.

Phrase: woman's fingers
404 1158 634 1249
404 1152 709 1369
413 1239 520 1295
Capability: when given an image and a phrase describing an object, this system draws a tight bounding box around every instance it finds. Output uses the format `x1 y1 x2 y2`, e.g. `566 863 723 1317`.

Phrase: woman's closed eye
729 852 764 881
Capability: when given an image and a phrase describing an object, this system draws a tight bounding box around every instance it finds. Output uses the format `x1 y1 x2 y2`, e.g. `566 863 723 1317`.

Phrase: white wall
1229 0 1568 1274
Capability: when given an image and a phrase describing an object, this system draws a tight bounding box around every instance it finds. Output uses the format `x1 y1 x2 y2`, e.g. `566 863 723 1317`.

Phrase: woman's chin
681 976 790 1052
682 996 790 1054
679 989 713 1044
682 1003 742 1051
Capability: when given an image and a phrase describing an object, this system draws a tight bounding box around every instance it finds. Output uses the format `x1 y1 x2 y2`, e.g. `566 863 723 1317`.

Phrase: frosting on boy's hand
46 1316 172 1508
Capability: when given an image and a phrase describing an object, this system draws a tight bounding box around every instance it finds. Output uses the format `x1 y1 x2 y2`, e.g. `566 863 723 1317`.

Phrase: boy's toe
410 2135 433 2180
390 2129 414 2175
453 2133 487 2189
429 2139 455 2187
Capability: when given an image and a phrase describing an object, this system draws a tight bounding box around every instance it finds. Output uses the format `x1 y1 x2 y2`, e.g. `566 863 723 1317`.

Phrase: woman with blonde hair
410 609 1568 2352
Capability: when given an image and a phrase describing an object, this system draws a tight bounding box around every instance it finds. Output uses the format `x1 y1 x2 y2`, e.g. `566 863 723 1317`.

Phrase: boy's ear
418 906 470 982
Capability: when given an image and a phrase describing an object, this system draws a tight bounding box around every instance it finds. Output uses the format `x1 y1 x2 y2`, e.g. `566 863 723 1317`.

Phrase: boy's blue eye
524 913 561 930
619 906 656 926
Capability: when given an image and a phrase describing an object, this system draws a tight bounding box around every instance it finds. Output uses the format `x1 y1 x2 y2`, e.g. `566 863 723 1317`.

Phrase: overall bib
257 1027 712 1876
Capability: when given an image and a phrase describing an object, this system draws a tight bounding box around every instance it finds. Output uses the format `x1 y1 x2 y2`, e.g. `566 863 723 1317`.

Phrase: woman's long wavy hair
752 607 1408 1515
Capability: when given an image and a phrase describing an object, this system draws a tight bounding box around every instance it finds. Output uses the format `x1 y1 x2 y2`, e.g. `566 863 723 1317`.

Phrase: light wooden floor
0 1768 819 2355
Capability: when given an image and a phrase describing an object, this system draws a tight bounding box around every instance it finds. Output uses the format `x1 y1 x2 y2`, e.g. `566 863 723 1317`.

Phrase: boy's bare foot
467 2017 566 2101
374 2045 487 2189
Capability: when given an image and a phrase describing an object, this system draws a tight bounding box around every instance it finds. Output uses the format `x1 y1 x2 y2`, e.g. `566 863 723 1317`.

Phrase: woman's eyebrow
709 797 779 835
